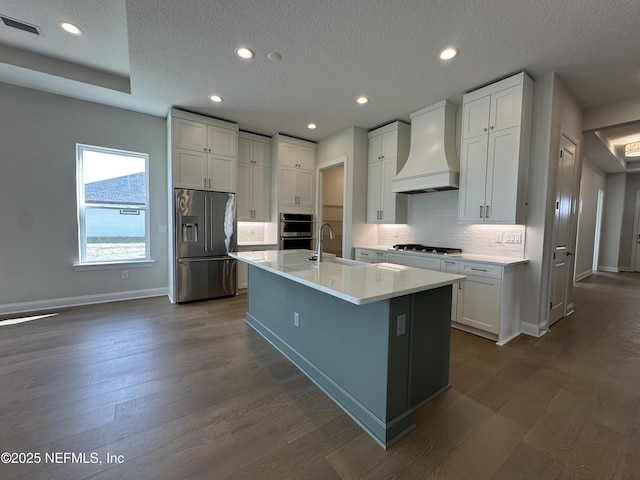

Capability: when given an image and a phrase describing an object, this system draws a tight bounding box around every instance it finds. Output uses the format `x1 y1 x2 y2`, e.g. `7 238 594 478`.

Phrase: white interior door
549 135 577 326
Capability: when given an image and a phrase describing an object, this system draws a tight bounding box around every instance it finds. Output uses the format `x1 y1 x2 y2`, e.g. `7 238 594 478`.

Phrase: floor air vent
1 15 41 35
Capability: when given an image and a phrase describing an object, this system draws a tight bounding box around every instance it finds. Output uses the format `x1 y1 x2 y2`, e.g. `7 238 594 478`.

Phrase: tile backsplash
377 190 526 258
238 222 266 243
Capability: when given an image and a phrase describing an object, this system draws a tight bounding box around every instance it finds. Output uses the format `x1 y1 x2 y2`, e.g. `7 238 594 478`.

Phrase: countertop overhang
230 249 464 305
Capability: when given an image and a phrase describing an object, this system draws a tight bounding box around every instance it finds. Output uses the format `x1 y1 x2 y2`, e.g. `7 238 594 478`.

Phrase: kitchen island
230 249 464 448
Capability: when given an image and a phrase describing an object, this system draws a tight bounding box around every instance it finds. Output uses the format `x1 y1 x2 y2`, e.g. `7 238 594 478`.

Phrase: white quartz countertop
356 246 529 266
230 249 464 305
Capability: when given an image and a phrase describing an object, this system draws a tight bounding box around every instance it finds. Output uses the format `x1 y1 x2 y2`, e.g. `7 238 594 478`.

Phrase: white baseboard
574 270 592 282
597 266 619 273
520 321 548 338
0 288 168 316
618 266 632 272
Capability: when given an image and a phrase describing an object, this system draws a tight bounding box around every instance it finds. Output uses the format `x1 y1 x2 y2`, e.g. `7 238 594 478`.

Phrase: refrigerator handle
204 196 208 252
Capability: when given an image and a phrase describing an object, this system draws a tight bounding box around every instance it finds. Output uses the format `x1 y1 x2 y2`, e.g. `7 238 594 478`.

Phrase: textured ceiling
0 0 639 168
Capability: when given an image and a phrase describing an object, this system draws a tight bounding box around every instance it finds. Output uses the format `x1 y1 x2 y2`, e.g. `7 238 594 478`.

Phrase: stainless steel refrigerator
174 188 237 303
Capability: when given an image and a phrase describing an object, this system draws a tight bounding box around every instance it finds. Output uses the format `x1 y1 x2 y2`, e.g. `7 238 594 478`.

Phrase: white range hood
391 100 459 193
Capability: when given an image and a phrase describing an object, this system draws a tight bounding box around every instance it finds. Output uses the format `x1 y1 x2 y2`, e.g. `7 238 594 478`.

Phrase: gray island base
236 251 463 448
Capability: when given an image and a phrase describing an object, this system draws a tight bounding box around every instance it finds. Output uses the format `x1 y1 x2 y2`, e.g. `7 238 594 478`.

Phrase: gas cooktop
391 244 463 255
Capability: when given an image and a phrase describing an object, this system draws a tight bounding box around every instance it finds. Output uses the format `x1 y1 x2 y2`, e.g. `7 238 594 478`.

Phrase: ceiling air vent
1 15 41 35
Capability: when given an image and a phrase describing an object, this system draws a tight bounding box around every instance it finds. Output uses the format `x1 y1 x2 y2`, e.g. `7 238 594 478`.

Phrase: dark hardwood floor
1 272 639 479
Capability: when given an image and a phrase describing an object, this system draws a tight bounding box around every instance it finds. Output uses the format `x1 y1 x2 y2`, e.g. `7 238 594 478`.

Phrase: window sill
73 260 156 271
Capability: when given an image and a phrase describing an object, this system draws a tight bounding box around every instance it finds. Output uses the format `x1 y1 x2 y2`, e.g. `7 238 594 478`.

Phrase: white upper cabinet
170 110 238 193
237 134 272 221
458 72 533 224
272 134 316 213
172 118 207 152
366 121 410 224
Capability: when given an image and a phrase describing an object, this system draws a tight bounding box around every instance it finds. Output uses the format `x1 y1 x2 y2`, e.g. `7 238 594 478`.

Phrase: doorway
319 163 345 257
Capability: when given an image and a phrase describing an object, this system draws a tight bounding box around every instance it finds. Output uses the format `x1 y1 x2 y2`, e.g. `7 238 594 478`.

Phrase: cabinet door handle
489 126 494 130
480 206 484 218
486 205 490 218
470 267 488 272
204 178 207 188
443 260 455 264
483 127 488 132
204 147 207 152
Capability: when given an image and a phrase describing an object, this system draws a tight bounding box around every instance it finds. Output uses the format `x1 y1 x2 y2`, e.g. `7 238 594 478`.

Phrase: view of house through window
77 144 150 263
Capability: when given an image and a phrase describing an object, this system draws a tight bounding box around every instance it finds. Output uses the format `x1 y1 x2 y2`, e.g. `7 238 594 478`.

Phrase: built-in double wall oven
279 213 313 250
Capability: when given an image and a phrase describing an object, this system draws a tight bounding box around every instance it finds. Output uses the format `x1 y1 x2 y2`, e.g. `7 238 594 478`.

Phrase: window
76 144 150 264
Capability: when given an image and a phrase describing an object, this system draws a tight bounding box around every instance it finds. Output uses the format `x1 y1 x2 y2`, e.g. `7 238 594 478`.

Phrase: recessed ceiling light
439 48 458 60
307 123 317 130
235 47 254 59
60 21 82 35
267 52 282 61
209 95 223 103
356 96 369 104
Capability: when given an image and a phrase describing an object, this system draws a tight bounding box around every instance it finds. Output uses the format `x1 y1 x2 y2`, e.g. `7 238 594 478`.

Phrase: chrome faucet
315 222 335 262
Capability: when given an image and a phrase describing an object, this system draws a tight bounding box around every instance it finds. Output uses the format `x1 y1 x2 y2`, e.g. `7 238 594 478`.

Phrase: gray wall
599 173 626 271
0 82 168 313
575 157 606 279
522 73 583 332
619 173 640 269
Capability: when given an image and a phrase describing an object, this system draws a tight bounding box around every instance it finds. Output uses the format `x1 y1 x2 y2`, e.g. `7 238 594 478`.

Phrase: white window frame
75 144 152 267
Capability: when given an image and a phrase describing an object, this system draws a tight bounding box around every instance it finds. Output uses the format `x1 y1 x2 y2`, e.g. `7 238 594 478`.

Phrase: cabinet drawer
386 253 441 271
440 259 459 273
354 248 374 263
355 248 385 263
459 262 502 279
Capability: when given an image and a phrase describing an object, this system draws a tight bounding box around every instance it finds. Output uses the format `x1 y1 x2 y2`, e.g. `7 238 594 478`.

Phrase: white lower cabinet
383 253 523 344
237 245 277 290
354 248 386 264
456 263 502 335
441 259 459 322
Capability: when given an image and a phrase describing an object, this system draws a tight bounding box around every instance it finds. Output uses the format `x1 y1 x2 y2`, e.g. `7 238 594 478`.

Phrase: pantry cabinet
170 110 238 193
238 134 272 221
366 121 410 224
272 134 316 213
458 72 533 224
